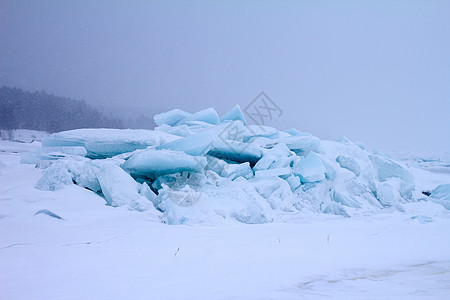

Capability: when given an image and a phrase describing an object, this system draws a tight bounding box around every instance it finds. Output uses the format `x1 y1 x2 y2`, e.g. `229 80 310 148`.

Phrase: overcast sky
1 0 449 152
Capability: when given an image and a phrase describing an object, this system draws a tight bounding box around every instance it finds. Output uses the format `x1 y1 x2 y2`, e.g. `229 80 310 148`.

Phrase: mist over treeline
0 86 126 133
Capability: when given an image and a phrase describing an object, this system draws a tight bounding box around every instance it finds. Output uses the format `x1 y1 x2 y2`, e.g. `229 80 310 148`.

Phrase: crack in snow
61 230 133 247
61 236 120 247
0 243 34 250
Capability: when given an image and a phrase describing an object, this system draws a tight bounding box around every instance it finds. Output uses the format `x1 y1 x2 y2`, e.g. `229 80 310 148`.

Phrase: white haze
0 0 449 152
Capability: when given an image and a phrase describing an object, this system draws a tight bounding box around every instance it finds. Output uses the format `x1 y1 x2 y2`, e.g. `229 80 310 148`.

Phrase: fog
1 0 449 152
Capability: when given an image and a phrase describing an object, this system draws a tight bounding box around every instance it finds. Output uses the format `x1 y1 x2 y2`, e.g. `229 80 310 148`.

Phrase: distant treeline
0 86 123 133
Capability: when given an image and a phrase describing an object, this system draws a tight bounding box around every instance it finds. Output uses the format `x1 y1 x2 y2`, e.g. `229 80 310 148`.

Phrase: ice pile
25 105 443 224
428 184 450 210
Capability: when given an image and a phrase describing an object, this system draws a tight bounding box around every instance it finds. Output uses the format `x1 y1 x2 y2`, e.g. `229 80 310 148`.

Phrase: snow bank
27 106 429 224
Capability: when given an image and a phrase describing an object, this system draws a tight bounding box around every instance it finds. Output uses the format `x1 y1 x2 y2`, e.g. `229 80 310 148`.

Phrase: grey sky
1 0 449 152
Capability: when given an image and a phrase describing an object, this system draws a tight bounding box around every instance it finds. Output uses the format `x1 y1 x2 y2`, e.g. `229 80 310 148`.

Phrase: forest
0 86 123 133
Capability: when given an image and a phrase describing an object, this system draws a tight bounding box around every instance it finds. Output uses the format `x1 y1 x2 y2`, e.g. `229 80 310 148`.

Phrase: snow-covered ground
1 138 450 299
0 129 50 143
